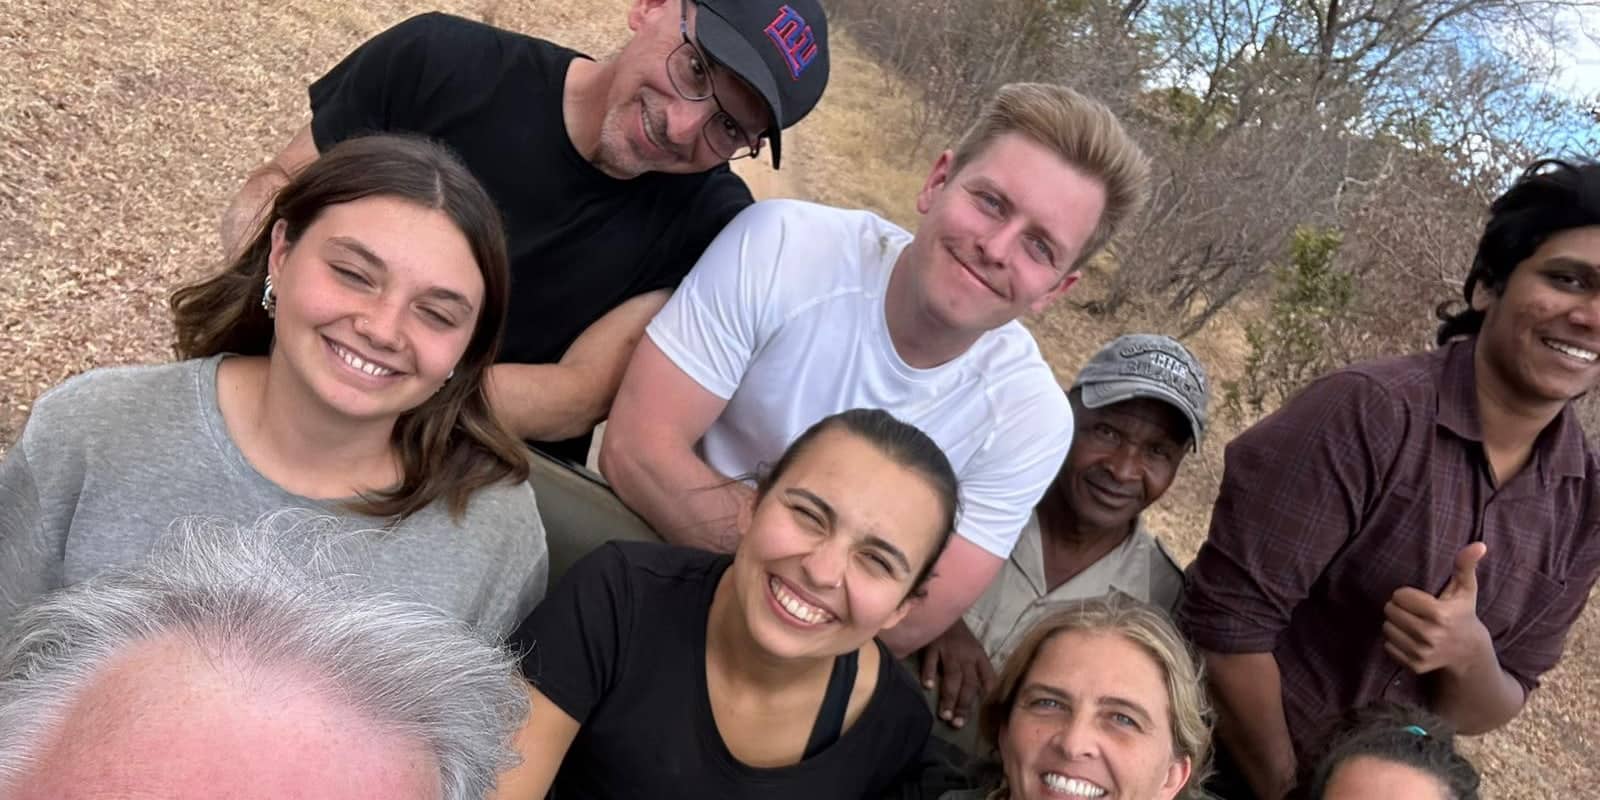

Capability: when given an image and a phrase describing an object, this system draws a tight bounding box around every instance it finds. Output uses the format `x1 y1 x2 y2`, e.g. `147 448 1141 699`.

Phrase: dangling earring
447 369 456 381
261 276 277 318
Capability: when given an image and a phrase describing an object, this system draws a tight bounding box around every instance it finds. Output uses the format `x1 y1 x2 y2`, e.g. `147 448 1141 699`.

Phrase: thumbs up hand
1382 542 1493 675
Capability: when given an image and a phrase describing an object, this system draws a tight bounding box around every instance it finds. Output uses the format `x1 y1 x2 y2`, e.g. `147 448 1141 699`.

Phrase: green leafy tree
1224 226 1353 421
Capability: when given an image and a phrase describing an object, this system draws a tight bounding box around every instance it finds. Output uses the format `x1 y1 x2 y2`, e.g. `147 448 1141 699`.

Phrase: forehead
1523 224 1600 267
1325 756 1451 800
952 132 1107 256
304 196 485 302
1026 630 1170 713
17 635 440 800
775 430 946 547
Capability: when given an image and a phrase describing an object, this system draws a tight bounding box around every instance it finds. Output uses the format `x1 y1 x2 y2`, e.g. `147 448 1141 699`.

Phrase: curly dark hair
1297 703 1480 800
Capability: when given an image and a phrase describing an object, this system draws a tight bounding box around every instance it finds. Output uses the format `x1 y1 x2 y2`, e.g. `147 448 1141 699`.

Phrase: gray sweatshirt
0 356 547 638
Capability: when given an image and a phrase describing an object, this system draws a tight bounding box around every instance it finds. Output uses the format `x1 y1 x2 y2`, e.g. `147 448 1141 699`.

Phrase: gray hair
0 515 529 798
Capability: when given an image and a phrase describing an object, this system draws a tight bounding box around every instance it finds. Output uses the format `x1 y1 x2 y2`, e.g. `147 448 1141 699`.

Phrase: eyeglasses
668 2 763 161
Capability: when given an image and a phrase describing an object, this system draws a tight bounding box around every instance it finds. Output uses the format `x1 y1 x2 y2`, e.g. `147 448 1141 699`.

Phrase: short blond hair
950 83 1151 271
978 594 1212 799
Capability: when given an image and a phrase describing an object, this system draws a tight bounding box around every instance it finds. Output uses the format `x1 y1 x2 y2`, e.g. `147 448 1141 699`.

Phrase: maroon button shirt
1181 337 1600 755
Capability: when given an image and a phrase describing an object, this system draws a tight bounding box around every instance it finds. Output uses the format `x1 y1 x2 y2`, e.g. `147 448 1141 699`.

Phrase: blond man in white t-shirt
602 83 1152 655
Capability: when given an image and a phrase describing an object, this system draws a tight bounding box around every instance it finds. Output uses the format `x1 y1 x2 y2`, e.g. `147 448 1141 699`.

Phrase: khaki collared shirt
963 513 1184 668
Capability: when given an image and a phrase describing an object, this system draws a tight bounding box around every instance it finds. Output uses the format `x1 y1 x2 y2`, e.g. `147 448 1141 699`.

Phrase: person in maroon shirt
1180 158 1600 800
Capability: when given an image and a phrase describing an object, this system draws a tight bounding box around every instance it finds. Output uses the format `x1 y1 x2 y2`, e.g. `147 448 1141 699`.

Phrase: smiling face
900 132 1106 339
1472 225 1600 412
1056 397 1190 538
998 630 1190 800
591 0 770 178
728 428 947 660
266 195 484 426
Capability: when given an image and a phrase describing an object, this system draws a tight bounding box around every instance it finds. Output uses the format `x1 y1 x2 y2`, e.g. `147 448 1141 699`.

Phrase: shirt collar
1436 336 1588 481
1435 337 1482 442
1017 515 1153 598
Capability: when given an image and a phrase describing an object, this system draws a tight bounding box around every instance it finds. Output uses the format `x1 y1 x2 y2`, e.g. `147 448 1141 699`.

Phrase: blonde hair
977 594 1212 799
949 83 1151 271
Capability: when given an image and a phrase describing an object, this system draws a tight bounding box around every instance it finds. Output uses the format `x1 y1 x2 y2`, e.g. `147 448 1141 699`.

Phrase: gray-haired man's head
0 517 529 799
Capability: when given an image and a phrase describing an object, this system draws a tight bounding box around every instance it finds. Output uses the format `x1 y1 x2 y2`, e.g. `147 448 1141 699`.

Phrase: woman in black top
496 409 959 799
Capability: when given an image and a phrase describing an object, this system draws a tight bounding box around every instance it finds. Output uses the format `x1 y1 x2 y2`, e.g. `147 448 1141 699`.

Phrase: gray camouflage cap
1071 334 1209 446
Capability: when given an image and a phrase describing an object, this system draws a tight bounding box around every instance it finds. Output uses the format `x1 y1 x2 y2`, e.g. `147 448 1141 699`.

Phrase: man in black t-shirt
220 0 830 463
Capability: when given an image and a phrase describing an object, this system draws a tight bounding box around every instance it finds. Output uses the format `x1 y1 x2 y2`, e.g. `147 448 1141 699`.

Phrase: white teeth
1043 773 1107 797
332 343 397 377
768 577 836 625
1545 339 1598 362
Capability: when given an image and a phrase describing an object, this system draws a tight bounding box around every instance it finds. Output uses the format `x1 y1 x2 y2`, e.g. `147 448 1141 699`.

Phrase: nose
356 298 405 352
975 218 1026 268
1049 714 1100 760
800 534 848 590
1104 445 1142 484
1567 293 1600 330
663 97 715 153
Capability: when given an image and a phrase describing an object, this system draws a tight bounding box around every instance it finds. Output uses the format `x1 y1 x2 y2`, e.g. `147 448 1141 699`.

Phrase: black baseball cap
693 0 829 169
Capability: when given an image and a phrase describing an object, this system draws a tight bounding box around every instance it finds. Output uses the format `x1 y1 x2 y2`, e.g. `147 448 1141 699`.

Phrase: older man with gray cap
917 333 1209 734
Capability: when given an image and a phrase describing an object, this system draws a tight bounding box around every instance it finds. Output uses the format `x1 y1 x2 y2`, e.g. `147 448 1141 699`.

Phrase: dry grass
1 0 1595 794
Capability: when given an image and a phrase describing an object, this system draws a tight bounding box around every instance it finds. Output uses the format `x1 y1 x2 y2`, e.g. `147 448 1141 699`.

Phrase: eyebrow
1544 256 1600 273
783 488 914 573
328 236 476 312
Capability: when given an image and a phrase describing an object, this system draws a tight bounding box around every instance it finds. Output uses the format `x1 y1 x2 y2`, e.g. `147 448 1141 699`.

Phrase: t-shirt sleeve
308 12 478 150
956 376 1073 558
644 200 791 400
638 168 754 296
512 542 634 724
0 387 81 639
0 443 53 638
1179 372 1405 654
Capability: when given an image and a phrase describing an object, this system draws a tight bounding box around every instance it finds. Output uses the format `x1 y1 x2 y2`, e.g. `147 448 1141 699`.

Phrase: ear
1157 755 1193 800
1027 270 1081 314
916 150 958 216
880 594 918 633
267 219 290 283
1469 280 1496 313
627 0 672 32
736 486 758 538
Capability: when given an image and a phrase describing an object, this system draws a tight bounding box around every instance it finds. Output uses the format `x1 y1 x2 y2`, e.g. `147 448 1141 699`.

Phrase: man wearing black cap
219 0 829 463
920 334 1207 738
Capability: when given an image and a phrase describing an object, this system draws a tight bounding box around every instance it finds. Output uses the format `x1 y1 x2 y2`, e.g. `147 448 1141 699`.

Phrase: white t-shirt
647 200 1072 558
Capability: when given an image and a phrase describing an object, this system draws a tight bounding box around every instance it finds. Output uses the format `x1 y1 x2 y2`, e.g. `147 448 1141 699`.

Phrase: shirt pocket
1478 563 1566 647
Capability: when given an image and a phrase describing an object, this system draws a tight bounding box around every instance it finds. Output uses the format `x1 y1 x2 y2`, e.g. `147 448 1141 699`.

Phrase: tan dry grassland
1 0 1595 794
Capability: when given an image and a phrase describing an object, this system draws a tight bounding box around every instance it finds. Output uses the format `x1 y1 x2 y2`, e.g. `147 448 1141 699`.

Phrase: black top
803 648 858 759
515 542 932 799
308 13 754 461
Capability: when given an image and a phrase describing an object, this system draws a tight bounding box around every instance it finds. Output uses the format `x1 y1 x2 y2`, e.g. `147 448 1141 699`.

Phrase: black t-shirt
308 13 754 461
515 542 932 799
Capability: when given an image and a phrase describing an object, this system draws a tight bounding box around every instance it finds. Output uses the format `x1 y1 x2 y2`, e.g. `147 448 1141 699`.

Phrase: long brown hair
170 134 528 520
